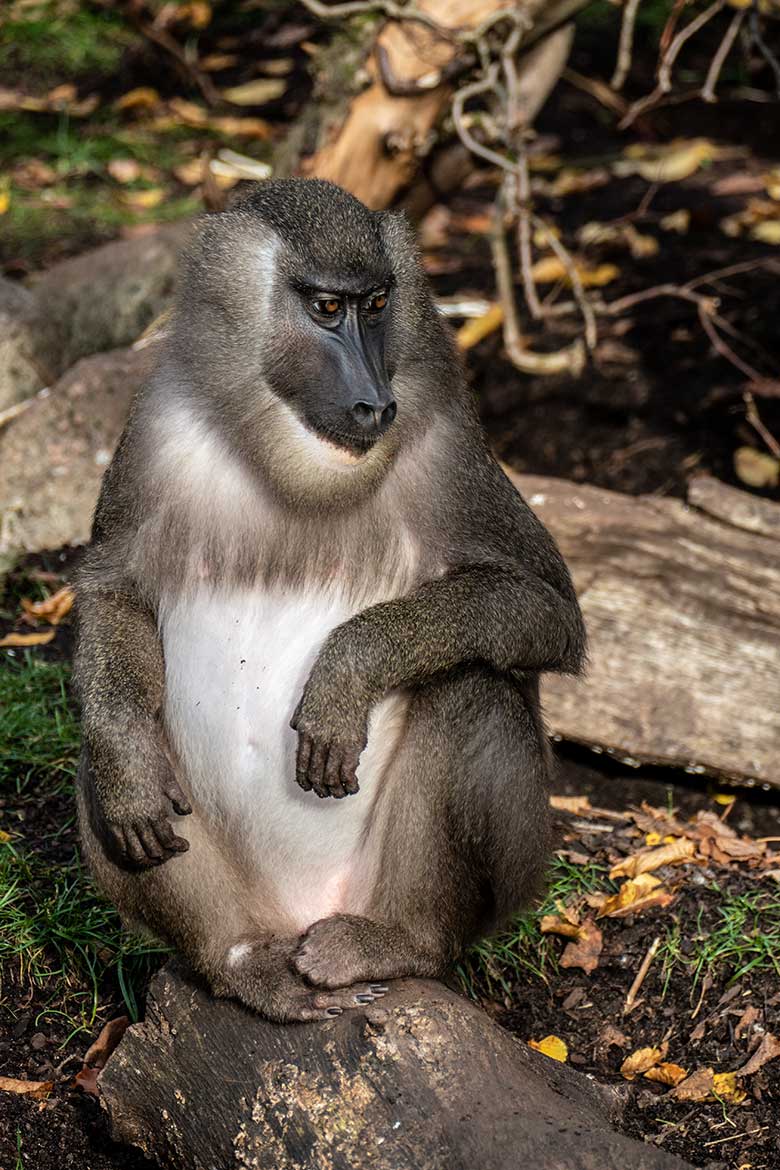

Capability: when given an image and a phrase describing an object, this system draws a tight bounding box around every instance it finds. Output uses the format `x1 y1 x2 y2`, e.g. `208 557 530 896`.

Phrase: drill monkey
75 178 585 1022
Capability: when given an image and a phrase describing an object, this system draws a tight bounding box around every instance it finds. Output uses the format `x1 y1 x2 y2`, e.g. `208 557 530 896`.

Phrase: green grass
0 1 131 87
459 855 613 998
0 654 166 1036
660 885 780 995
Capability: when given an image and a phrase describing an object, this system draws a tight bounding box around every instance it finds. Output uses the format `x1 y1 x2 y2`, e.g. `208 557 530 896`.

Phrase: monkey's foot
294 914 384 989
247 980 388 1023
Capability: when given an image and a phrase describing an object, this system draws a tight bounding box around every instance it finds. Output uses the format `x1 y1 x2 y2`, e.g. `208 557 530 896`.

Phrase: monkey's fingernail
326 1007 343 1016
355 993 375 1004
369 984 388 994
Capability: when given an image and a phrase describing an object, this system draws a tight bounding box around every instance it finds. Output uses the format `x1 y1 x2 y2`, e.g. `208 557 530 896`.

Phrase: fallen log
100 964 692 1170
510 471 780 789
302 0 587 208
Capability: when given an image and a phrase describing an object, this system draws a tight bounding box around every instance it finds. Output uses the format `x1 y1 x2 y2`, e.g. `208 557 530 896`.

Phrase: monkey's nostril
351 401 375 428
351 399 397 433
381 400 397 427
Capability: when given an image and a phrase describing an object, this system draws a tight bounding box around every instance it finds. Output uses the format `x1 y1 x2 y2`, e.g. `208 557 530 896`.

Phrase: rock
0 276 47 413
26 221 191 377
0 347 151 555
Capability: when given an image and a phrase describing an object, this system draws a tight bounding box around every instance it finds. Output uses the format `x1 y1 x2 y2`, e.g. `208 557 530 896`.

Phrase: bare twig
532 214 597 351
491 203 584 376
701 7 745 102
658 0 727 92
749 3 780 97
611 0 642 91
624 936 661 1014
744 390 780 461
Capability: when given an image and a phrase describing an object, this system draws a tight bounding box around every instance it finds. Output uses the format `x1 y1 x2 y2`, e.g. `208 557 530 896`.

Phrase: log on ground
510 471 780 788
99 964 692 1170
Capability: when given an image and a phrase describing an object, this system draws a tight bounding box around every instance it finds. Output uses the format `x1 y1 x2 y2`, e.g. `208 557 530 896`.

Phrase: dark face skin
268 270 398 456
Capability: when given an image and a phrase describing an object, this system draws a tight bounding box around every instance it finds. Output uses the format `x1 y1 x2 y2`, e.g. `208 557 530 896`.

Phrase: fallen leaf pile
548 795 779 971
0 584 74 648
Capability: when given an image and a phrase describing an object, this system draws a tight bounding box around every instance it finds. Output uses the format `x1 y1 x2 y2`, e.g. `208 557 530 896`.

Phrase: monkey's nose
351 399 397 434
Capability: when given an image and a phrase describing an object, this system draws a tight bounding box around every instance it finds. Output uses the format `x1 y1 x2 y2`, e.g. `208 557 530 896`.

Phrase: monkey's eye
365 291 389 315
312 296 343 318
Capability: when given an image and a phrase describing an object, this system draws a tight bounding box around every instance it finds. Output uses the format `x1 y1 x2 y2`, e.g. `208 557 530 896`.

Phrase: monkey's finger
122 827 153 867
152 818 190 855
340 753 361 796
308 740 330 797
137 825 164 864
322 747 347 798
295 733 313 791
165 782 192 817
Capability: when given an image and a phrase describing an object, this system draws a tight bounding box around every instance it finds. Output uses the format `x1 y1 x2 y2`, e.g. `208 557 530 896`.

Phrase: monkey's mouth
313 425 379 463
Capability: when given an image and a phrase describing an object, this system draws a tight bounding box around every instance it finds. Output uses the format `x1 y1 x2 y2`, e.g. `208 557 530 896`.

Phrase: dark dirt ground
3 10 780 1170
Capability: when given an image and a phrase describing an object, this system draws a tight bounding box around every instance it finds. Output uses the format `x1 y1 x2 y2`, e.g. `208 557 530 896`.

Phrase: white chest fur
159 586 407 930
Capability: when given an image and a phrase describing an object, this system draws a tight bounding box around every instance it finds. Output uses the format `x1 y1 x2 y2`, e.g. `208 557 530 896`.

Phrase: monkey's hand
90 731 192 867
290 655 371 800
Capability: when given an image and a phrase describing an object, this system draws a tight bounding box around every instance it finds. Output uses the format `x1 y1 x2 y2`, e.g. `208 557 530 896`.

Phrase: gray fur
74 178 585 1022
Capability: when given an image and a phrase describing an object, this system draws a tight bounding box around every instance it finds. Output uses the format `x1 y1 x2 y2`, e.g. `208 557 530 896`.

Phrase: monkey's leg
294 666 551 989
78 765 387 1022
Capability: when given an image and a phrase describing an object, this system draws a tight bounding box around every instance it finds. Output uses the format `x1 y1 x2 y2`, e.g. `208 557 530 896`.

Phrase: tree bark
508 471 780 788
100 964 692 1170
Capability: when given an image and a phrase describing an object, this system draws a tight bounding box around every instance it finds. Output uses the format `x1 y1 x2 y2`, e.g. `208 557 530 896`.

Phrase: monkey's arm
75 586 192 866
293 536 585 798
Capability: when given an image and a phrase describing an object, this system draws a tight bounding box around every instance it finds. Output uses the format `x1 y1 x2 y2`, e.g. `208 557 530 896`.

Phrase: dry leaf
610 837 695 879
736 1032 780 1076
456 305 503 350
168 98 209 126
751 220 780 245
0 190 9 216
529 1035 568 1062
0 829 11 844
734 447 779 489
540 914 581 939
107 158 141 184
644 1062 688 1087
621 1042 668 1080
560 917 603 974
201 53 240 71
115 87 161 112
21 585 74 626
712 1071 747 1104
83 1016 130 1071
531 256 619 288
670 1067 714 1100
222 79 286 106
75 1065 100 1096
174 158 206 186
0 1075 53 1099
550 795 593 815
121 188 165 211
548 167 609 198
598 873 674 919
660 209 690 234
0 630 56 648
207 116 271 139
617 138 719 183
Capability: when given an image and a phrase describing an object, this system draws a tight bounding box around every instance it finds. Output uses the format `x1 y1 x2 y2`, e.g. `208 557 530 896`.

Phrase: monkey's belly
159 587 406 931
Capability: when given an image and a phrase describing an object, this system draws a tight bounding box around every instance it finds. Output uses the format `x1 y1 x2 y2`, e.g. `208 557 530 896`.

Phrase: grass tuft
0 653 166 1035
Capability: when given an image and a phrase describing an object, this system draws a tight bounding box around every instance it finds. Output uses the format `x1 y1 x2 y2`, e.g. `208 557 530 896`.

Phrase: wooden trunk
510 472 780 789
100 965 693 1170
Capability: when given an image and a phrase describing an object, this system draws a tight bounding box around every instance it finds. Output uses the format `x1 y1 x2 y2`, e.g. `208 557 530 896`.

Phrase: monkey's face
263 267 398 459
